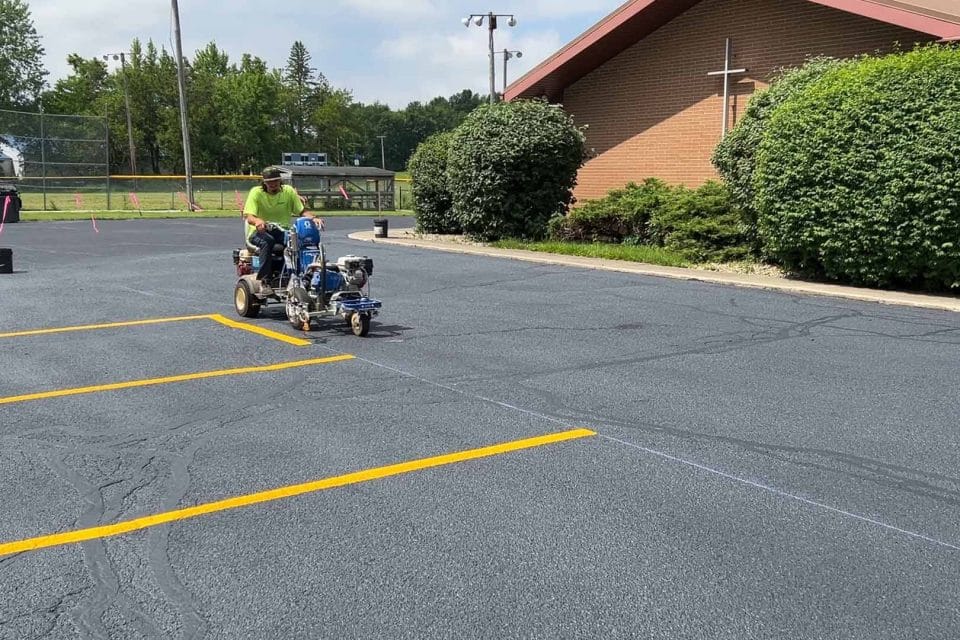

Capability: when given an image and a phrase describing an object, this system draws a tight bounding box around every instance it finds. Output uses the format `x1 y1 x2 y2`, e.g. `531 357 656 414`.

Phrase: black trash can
0 248 11 274
0 185 21 224
373 218 388 238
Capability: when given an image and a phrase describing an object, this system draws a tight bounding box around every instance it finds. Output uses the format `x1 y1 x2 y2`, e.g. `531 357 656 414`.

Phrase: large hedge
447 100 585 241
409 131 459 234
755 45 960 289
711 57 850 252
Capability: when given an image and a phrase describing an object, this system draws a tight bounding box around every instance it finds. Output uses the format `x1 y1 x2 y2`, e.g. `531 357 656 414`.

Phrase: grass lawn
20 210 413 221
491 239 691 268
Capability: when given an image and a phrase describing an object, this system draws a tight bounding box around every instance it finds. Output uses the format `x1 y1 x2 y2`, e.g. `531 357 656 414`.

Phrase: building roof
505 0 960 101
278 165 395 178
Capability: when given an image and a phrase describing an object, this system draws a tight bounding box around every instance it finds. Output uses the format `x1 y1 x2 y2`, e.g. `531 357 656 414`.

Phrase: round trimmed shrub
755 45 960 289
409 131 459 234
447 100 585 241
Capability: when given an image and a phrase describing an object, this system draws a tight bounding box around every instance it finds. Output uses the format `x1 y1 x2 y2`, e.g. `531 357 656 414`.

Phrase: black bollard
0 248 12 274
373 218 388 238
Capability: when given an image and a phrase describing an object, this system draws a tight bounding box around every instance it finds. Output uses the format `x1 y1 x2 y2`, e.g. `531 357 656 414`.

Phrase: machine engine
336 255 374 288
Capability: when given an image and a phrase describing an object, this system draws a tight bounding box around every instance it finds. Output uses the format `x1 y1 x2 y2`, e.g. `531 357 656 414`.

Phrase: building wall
564 0 934 202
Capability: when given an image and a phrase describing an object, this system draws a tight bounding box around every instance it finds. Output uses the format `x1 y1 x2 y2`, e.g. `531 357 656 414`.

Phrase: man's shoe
258 282 274 296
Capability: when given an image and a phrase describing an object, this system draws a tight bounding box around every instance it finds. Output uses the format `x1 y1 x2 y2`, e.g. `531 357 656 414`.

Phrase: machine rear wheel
234 280 260 318
351 312 370 337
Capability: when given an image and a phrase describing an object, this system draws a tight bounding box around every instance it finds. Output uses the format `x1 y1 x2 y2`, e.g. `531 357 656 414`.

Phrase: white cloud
339 0 436 19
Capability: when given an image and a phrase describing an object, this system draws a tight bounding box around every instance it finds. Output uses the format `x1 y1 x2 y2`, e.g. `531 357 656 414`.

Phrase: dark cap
261 166 282 181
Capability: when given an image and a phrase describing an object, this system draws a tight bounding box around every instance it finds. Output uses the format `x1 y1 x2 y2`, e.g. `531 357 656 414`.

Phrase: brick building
505 0 960 202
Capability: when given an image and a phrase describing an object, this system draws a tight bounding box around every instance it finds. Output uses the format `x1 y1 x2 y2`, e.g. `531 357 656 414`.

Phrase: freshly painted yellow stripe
0 355 354 406
0 428 595 557
0 314 311 347
209 314 311 346
0 315 212 339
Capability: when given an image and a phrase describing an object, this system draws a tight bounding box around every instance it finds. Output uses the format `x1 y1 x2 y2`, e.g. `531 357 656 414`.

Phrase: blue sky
28 0 625 108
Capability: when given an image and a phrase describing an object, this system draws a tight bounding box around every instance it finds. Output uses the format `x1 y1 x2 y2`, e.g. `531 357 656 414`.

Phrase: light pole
501 49 522 94
462 12 517 104
377 135 386 169
103 52 137 176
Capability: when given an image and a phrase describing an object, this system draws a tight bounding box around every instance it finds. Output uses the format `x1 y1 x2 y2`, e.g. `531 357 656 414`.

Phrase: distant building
505 0 960 202
0 141 23 178
281 152 329 167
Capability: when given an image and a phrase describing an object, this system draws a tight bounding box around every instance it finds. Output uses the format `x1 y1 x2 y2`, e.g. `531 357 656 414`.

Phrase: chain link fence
2 108 414 212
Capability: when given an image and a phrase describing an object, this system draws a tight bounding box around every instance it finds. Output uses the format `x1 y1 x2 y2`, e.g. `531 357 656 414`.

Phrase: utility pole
377 135 386 169
487 12 496 103
171 0 195 208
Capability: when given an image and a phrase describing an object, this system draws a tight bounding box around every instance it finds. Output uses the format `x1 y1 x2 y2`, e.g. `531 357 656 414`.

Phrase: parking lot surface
1 218 958 639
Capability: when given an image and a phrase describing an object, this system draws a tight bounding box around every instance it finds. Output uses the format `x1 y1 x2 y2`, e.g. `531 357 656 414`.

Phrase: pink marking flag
74 193 84 209
0 195 9 236
235 190 244 209
91 215 99 234
338 185 350 200
129 192 142 210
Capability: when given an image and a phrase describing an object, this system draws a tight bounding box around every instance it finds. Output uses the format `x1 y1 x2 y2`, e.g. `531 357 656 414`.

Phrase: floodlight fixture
501 49 523 93
463 12 520 104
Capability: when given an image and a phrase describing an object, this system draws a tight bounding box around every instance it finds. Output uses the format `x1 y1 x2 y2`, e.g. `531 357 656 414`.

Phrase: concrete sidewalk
349 228 960 313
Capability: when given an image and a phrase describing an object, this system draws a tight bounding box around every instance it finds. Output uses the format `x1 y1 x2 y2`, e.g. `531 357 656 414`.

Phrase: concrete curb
349 228 960 313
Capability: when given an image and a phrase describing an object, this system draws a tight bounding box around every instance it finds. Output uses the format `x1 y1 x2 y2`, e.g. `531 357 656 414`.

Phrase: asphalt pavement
0 217 958 639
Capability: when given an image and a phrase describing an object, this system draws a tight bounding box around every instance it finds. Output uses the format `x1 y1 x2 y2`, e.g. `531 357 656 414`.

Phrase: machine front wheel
351 312 370 337
234 280 260 318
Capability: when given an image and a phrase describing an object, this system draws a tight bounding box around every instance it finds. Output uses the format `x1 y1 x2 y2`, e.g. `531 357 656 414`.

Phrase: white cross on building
707 38 748 135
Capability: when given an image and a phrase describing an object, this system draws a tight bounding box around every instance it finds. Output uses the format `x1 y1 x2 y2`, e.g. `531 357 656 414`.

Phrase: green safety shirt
243 184 305 238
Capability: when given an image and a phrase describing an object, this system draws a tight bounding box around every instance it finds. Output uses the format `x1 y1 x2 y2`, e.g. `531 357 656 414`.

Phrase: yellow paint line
0 428 595 557
0 355 355 406
0 315 212 339
208 314 311 346
0 314 312 347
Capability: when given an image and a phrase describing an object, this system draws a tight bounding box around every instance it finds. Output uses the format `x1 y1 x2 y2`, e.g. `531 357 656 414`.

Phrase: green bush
649 181 749 262
551 178 747 263
447 100 585 241
755 44 960 289
550 178 671 243
712 57 850 252
408 131 459 233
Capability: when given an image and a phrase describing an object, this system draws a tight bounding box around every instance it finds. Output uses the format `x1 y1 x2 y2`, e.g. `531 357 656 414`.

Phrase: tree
283 41 328 147
190 42 231 172
42 55 108 115
215 54 286 172
312 88 356 165
0 0 46 108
